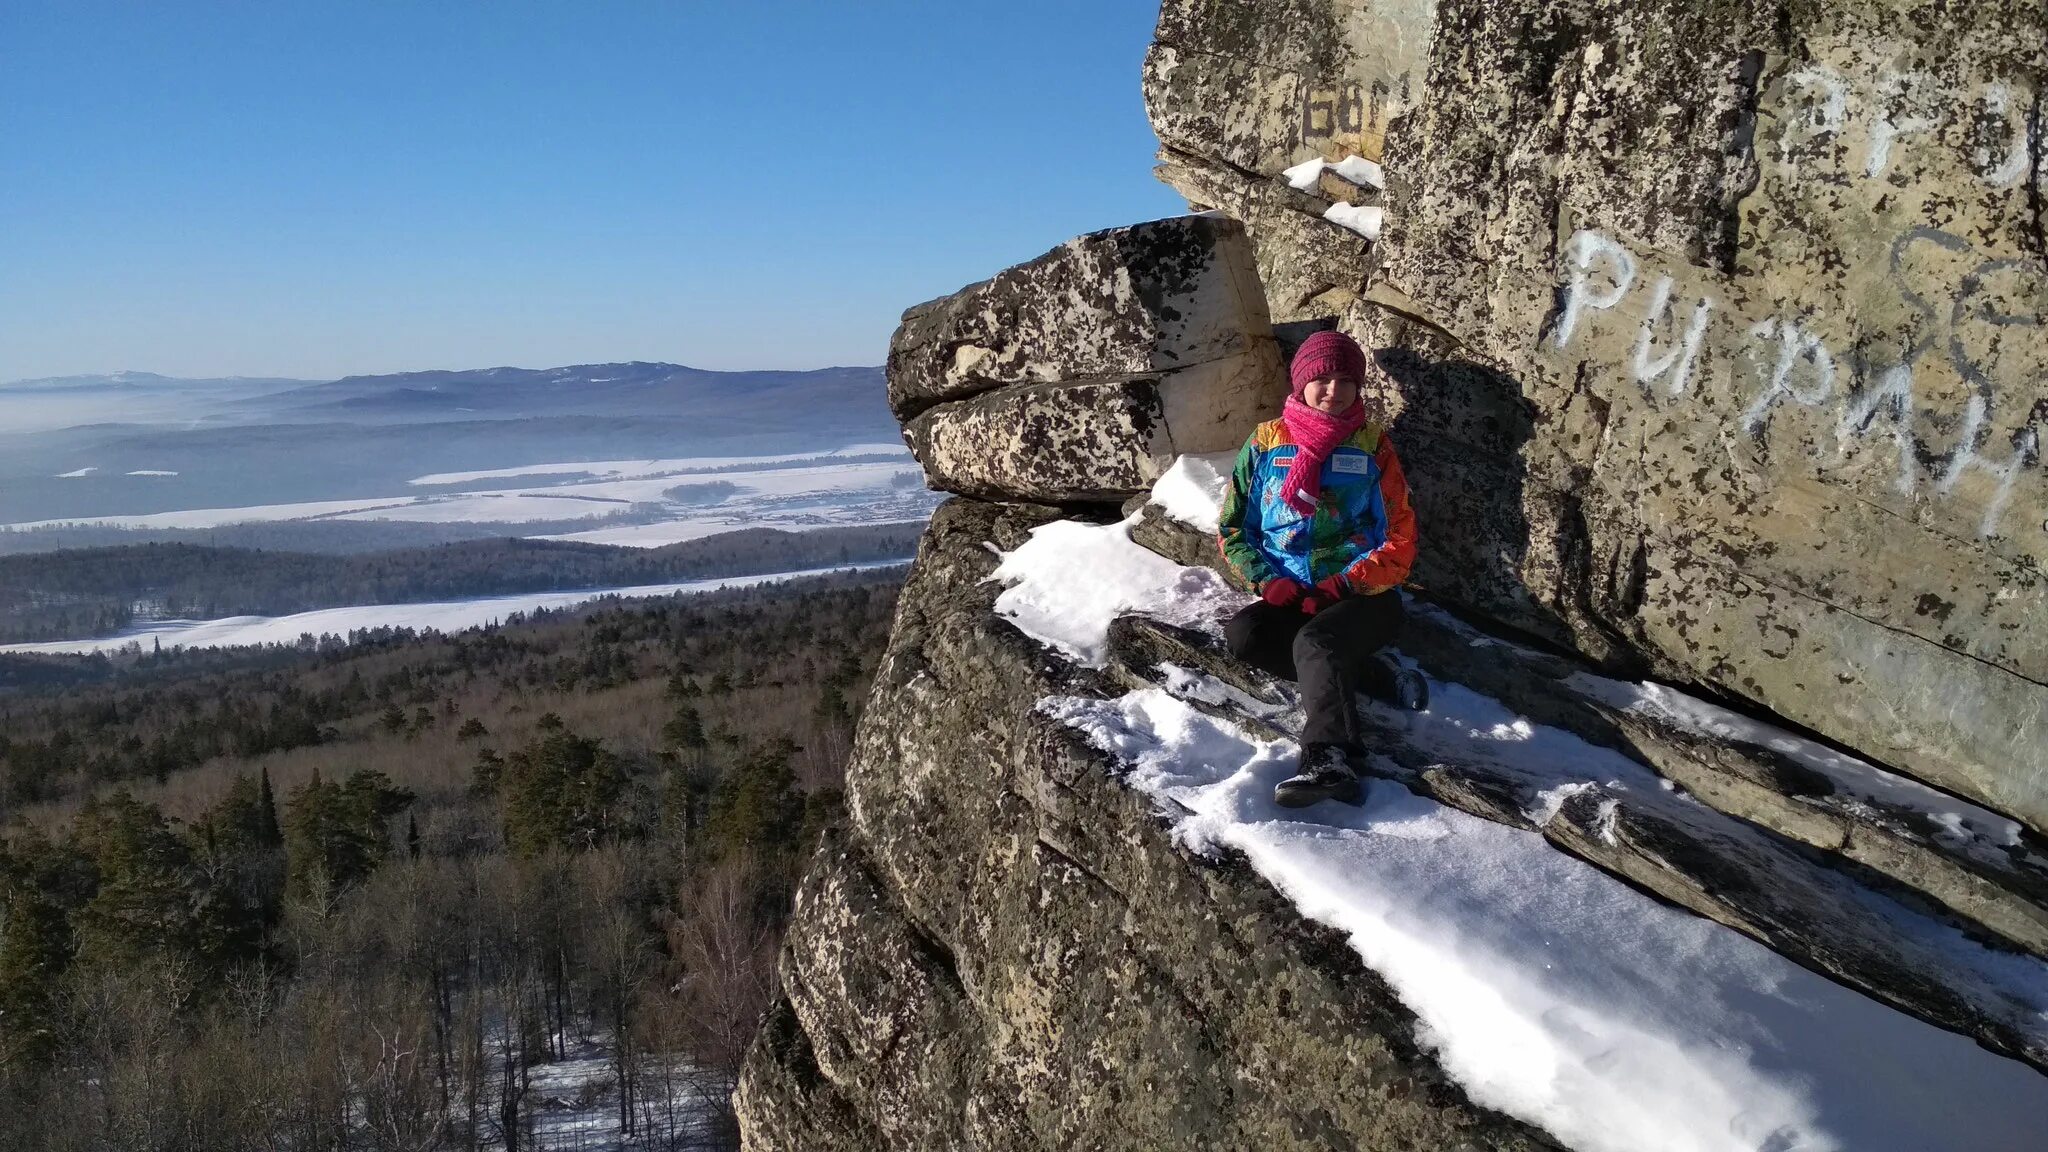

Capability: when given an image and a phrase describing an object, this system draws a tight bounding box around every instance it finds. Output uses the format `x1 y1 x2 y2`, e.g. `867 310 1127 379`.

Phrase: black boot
1274 742 1363 808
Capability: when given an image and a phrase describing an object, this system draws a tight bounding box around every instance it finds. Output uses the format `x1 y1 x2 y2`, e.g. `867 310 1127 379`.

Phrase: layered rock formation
893 215 1285 503
739 1 2048 1148
1146 0 2048 834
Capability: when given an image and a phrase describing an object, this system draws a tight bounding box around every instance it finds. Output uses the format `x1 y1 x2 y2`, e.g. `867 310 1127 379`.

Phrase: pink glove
1260 577 1306 608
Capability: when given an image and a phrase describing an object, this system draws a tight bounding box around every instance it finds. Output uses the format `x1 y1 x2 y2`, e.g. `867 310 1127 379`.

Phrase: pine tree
257 766 282 848
66 791 204 972
661 703 707 757
283 769 414 904
496 726 628 857
702 738 802 864
0 829 85 1071
188 775 286 967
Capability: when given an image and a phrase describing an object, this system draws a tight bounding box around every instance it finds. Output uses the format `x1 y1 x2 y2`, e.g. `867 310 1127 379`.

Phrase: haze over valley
0 361 936 647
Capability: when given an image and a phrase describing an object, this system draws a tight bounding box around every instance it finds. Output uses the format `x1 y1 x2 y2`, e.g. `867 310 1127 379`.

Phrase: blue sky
0 2 1184 381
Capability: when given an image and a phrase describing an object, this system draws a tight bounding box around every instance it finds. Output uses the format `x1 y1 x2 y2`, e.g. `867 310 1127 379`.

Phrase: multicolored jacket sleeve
1336 435 1417 594
1216 433 1279 589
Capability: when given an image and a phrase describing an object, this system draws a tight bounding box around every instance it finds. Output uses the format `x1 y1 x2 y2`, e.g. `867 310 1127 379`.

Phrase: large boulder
901 355 1277 504
892 216 1285 503
1145 0 2048 833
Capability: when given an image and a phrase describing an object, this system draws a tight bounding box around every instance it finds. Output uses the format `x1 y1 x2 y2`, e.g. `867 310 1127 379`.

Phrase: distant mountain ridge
0 360 901 528
242 361 888 424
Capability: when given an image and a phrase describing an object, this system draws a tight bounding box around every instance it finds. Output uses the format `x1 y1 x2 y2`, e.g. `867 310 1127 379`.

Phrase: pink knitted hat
1288 330 1369 398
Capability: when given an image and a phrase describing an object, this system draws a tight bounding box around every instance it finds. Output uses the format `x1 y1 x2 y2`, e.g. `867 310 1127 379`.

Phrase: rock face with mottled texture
740 3 2048 1148
1145 0 2048 833
894 216 1285 503
735 500 1561 1152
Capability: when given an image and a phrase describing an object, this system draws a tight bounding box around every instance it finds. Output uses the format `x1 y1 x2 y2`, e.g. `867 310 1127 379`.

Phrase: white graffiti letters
1552 230 1636 350
1631 276 1714 398
1938 396 2041 537
1779 65 1849 173
1865 72 1935 181
1771 67 2037 191
1742 317 1837 434
1837 363 1919 495
1543 225 2045 539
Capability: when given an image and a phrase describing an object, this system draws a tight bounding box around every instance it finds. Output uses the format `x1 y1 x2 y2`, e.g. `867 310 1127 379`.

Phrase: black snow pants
1223 591 1404 750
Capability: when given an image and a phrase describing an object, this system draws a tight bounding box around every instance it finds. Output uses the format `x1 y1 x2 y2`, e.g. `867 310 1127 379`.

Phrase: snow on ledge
1324 202 1384 240
1281 155 1387 192
986 515 1244 667
1331 154 1387 189
989 516 2048 1151
1281 156 1328 191
1567 671 2029 853
1146 452 1233 535
1044 687 2048 1152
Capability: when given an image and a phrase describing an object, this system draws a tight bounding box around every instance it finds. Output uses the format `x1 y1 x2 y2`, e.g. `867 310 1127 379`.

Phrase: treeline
0 571 900 1149
0 521 921 643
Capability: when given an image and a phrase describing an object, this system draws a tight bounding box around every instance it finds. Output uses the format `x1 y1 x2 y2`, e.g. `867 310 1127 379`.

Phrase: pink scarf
1278 395 1366 516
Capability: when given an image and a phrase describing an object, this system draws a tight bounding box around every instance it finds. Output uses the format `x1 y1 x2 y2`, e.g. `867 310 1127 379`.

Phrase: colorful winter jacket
1215 418 1417 593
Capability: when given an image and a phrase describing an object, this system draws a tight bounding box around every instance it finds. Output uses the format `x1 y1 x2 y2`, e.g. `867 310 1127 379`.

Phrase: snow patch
1042 688 2048 1152
1324 202 1384 240
125 470 178 477
1331 155 1387 189
54 467 96 478
1565 672 2028 852
1282 156 1386 193
986 516 1245 666
1281 157 1328 191
1146 452 1233 535
1525 781 1594 827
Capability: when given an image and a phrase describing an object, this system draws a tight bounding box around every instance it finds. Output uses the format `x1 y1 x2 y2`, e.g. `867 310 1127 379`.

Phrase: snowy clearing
4 461 924 531
987 508 2048 1152
538 515 932 549
0 561 907 655
511 1033 724 1152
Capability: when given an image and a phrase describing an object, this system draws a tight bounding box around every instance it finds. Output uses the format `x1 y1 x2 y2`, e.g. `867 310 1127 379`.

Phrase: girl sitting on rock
1216 328 1427 808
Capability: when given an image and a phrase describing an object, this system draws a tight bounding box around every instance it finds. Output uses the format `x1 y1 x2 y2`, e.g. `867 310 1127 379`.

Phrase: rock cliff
738 2 2048 1149
1147 0 2048 834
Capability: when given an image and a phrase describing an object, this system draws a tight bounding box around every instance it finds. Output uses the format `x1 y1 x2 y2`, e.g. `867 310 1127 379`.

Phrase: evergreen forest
0 567 903 1150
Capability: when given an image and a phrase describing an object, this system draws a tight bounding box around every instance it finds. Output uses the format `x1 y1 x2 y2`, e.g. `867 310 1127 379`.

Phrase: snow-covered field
0 561 906 655
4 444 939 547
985 467 2048 1152
513 1033 725 1152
